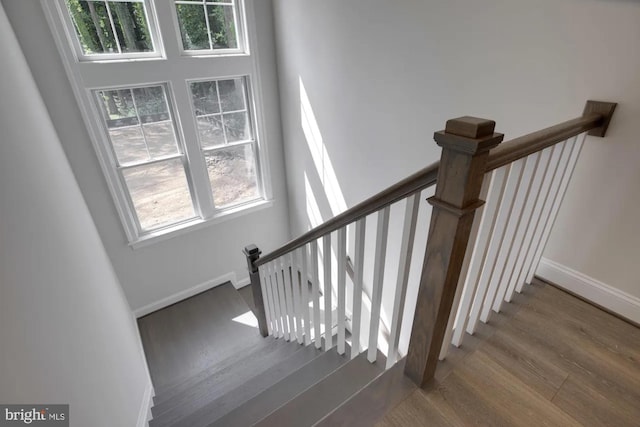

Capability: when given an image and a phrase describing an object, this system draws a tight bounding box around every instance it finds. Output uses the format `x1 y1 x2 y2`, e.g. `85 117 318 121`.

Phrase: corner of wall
536 257 640 325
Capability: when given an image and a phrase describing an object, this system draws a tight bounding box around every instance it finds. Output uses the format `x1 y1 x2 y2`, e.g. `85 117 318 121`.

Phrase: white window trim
60 0 166 62
171 0 249 58
41 0 274 246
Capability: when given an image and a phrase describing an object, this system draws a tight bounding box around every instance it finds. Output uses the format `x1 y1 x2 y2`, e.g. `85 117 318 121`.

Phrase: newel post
405 117 503 387
243 244 269 337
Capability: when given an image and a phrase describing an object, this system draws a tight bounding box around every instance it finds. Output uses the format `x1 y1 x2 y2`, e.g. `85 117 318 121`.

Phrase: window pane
175 3 210 50
142 122 179 157
189 77 252 147
97 86 180 164
191 81 220 115
218 78 245 111
132 86 169 118
223 112 250 143
65 0 154 55
175 1 239 51
110 125 148 164
122 159 195 230
108 2 153 53
206 144 259 208
206 4 238 49
197 115 225 148
98 89 147 164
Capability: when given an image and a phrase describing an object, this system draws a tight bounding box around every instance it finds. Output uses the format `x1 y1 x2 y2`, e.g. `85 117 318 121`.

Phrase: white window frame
41 0 273 247
172 0 249 57
60 0 166 62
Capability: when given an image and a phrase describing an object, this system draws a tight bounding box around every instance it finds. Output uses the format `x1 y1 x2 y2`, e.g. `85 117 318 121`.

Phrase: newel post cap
243 244 261 272
434 116 504 154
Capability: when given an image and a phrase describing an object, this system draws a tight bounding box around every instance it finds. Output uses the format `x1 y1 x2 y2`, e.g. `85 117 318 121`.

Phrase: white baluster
337 227 347 355
504 147 553 302
268 262 283 338
440 174 490 359
351 218 366 359
322 233 333 350
477 159 524 324
514 144 565 293
368 206 390 363
288 252 303 344
282 256 296 341
298 245 311 345
453 168 507 346
491 154 540 313
275 259 290 340
528 135 584 283
258 265 273 336
387 194 420 368
310 240 322 349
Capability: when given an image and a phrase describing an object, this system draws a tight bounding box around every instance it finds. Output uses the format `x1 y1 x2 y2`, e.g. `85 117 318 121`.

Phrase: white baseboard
536 257 640 325
137 381 155 427
133 272 239 317
235 276 251 289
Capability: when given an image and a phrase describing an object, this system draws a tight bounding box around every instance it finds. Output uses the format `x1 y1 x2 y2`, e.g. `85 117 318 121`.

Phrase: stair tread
314 358 416 427
152 342 327 427
254 351 386 427
152 336 301 416
204 346 352 427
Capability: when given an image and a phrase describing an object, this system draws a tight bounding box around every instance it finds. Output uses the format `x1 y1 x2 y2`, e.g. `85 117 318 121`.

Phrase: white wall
2 0 290 313
273 0 640 318
0 3 152 425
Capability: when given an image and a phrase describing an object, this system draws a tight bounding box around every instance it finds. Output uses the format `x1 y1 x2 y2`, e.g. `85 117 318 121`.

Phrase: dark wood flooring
138 283 263 393
378 279 640 426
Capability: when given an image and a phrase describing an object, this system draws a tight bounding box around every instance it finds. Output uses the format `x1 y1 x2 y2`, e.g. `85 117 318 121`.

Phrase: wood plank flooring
138 283 263 392
378 279 640 426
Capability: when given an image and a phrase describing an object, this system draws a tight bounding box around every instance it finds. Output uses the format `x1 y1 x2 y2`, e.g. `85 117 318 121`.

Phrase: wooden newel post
243 244 269 337
405 117 503 387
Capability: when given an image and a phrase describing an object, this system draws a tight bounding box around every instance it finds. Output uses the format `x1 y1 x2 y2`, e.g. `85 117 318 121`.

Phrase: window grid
174 0 243 54
103 2 122 54
47 0 268 242
64 0 161 60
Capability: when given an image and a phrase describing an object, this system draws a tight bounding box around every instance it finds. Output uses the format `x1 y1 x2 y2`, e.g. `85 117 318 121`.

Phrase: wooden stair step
314 358 416 427
205 347 352 427
152 336 302 417
254 351 386 427
152 342 328 427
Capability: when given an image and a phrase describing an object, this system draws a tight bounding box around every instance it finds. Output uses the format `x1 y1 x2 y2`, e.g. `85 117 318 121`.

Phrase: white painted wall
2 0 290 313
273 0 640 324
0 3 152 425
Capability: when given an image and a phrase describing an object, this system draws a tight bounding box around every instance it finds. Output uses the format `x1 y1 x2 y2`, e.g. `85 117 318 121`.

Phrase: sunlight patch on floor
232 311 259 328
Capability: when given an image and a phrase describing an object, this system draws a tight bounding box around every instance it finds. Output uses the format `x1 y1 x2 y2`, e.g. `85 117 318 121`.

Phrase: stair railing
244 100 616 387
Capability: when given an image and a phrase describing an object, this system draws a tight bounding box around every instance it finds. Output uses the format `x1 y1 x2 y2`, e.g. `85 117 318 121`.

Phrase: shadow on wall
298 76 392 356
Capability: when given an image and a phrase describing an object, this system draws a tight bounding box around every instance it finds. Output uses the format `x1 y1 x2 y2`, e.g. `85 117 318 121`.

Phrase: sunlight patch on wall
305 172 323 230
300 77 347 217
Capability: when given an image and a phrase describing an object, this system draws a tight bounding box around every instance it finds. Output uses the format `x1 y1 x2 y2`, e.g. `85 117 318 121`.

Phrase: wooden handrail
486 100 617 171
485 113 602 171
256 100 616 268
255 162 440 266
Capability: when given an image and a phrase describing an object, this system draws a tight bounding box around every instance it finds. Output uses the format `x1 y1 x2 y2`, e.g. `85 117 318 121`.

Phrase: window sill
129 198 273 250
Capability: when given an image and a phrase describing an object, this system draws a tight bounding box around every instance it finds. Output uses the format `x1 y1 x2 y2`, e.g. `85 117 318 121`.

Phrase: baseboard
133 272 239 317
536 257 640 325
235 276 251 289
136 381 155 427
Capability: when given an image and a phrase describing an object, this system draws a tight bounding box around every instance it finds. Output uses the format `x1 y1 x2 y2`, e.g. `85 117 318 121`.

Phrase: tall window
44 0 269 244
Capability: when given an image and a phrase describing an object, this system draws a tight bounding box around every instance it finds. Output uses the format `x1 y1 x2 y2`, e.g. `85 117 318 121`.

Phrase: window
63 0 161 60
44 0 270 244
175 0 244 53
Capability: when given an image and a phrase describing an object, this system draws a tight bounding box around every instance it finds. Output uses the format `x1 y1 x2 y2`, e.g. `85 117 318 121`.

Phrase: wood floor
378 279 640 427
138 283 263 392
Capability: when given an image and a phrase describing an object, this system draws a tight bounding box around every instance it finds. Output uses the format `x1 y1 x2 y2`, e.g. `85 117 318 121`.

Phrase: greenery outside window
43 0 270 245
